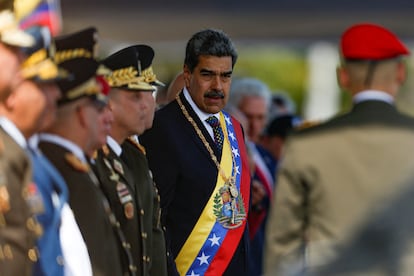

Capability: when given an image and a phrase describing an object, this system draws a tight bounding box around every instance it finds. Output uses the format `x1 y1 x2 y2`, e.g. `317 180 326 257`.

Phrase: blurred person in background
264 23 414 275
259 114 301 163
156 71 185 109
268 91 297 120
227 77 273 276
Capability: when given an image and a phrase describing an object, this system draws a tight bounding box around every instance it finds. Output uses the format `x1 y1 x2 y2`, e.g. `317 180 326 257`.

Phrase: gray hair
228 77 272 109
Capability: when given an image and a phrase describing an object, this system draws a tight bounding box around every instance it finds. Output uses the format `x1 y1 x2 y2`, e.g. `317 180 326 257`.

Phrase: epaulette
65 153 90 172
91 150 97 160
294 120 321 131
0 137 4 156
0 182 10 215
102 144 110 156
127 137 146 155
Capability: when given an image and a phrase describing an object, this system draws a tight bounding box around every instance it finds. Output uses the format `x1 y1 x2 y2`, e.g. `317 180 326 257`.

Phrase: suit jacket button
141 232 147 239
140 209 145 216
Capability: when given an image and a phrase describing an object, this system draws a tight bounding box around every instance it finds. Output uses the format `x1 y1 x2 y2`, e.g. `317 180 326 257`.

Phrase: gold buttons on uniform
28 248 38 262
141 232 147 239
142 255 150 263
129 265 137 272
26 218 43 236
4 245 13 259
140 209 144 216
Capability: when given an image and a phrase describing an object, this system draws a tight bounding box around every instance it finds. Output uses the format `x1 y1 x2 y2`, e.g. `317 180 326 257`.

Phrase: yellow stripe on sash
175 113 232 275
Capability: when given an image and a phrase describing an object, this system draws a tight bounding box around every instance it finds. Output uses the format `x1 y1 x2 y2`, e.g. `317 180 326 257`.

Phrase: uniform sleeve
263 139 309 275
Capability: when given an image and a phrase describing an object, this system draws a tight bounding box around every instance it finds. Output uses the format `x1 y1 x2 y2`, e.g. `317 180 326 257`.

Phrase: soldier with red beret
264 23 414 275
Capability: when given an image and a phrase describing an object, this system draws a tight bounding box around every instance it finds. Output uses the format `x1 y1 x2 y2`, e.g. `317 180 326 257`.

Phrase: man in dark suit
264 23 414 275
38 28 133 276
140 28 251 276
93 44 167 275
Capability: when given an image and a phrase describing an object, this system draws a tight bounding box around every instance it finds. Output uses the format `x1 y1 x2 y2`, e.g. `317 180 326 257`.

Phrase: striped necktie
206 116 224 153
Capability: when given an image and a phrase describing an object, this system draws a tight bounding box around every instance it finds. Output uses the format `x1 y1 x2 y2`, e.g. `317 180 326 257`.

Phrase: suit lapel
178 92 222 163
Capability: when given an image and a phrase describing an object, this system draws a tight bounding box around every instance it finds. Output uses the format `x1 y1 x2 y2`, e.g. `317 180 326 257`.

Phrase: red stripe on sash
205 117 251 275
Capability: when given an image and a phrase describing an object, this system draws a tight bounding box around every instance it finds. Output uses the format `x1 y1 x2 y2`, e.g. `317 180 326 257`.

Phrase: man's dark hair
184 29 238 72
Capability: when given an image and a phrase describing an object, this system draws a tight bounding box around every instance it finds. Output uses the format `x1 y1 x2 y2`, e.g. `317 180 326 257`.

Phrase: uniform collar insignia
65 153 90 172
102 144 110 156
127 136 146 155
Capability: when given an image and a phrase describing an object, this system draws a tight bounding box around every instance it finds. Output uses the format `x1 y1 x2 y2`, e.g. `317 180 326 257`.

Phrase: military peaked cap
101 44 164 92
53 27 108 105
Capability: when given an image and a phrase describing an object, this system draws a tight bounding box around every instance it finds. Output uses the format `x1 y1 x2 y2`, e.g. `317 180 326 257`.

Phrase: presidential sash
175 111 251 276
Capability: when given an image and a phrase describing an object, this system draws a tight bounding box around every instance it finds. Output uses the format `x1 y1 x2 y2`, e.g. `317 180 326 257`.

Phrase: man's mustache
204 91 225 99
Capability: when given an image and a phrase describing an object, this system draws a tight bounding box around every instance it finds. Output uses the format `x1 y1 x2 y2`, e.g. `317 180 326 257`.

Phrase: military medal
124 202 134 219
113 159 124 175
103 158 119 181
25 182 45 215
116 182 134 219
176 95 246 229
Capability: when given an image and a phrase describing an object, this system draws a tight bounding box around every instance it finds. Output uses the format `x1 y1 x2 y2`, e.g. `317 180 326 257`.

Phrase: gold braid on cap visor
54 48 93 64
104 66 160 91
21 48 68 81
65 77 103 100
0 10 34 47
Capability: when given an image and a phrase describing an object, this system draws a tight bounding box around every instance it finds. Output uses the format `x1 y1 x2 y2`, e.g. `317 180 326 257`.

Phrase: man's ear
337 65 350 90
396 61 407 85
4 89 18 111
183 64 191 88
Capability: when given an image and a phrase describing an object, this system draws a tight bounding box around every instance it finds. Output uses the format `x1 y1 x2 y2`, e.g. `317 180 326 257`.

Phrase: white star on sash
232 146 240 158
228 131 236 141
235 165 240 175
187 271 200 276
208 233 221 247
225 115 232 125
197 252 210 265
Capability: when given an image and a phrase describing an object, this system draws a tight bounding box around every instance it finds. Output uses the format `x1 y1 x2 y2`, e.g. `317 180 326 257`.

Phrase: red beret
340 23 410 60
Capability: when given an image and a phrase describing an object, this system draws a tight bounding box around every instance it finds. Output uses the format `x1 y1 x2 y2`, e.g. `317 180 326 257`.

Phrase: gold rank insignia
0 183 10 214
127 136 146 155
64 153 90 172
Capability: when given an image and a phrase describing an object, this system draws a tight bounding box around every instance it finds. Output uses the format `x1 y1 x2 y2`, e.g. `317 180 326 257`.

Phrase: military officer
38 27 133 276
93 44 167 275
0 6 56 276
264 23 414 275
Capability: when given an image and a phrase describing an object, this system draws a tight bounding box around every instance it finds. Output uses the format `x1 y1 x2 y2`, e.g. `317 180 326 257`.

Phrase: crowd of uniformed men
0 1 169 275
